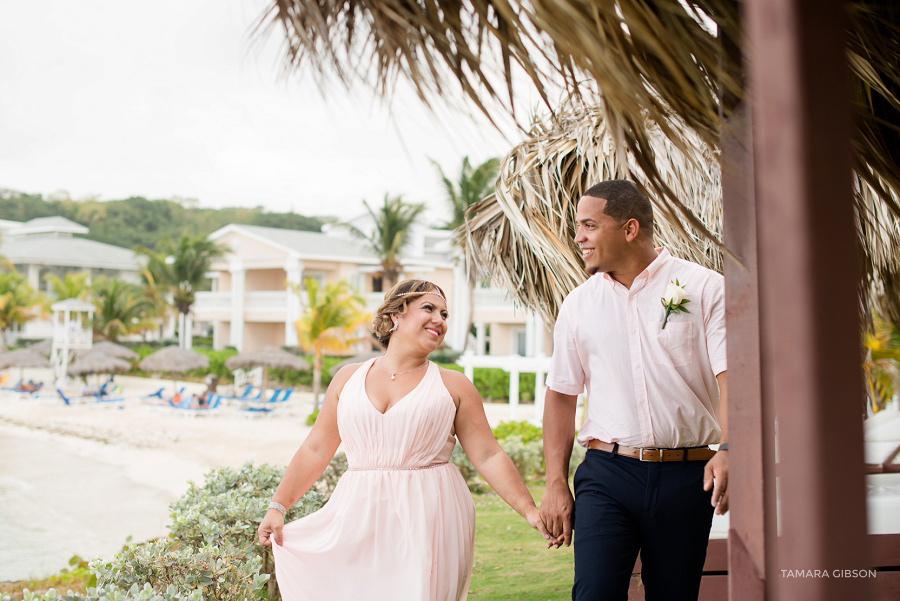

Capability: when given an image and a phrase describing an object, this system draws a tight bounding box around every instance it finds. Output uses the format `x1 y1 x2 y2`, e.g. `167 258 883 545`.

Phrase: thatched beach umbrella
225 346 310 393
140 346 210 392
67 349 131 378
0 348 51 380
25 339 53 356
87 341 139 361
0 348 51 369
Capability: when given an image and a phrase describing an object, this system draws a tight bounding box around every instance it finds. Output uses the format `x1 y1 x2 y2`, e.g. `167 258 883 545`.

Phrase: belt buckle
639 448 665 462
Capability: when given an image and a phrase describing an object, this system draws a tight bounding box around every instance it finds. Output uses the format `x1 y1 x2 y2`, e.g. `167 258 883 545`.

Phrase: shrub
167 462 324 599
1 583 202 601
433 363 536 402
169 462 323 550
492 420 543 444
305 408 319 426
313 452 348 500
498 435 544 479
450 444 487 494
90 541 266 601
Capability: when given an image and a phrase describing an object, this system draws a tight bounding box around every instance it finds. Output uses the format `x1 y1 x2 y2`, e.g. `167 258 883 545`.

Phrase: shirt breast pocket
648 321 694 367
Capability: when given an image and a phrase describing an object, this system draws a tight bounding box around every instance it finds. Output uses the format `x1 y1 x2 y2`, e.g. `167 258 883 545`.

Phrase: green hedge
437 363 537 402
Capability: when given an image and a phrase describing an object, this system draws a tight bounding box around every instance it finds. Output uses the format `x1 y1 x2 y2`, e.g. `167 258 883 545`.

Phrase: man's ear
624 218 641 242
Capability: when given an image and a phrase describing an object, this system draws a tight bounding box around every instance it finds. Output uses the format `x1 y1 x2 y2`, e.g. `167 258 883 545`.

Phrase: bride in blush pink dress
258 279 550 601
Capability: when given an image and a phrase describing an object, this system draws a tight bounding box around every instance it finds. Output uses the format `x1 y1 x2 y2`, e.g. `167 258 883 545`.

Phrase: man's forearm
543 389 578 485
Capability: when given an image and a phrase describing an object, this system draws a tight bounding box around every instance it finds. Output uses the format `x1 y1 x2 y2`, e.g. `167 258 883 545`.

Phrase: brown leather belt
588 440 716 462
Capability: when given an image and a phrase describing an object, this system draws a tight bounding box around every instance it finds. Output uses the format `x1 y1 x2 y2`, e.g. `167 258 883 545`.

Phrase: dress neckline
362 358 432 416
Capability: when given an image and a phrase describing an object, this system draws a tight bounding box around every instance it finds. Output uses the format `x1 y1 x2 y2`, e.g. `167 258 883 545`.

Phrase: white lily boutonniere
661 279 690 329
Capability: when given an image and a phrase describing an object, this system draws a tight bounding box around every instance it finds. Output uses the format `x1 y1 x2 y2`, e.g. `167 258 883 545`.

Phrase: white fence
457 352 552 423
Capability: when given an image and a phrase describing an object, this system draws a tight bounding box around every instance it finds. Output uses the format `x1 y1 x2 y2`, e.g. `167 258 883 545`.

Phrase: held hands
540 480 574 549
257 509 285 547
525 506 552 542
703 450 729 515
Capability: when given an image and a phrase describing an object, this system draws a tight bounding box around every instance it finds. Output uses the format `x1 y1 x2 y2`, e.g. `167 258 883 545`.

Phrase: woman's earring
389 319 398 333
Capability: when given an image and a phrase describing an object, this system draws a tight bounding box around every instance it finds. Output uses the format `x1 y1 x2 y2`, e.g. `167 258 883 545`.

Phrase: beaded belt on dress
346 463 447 472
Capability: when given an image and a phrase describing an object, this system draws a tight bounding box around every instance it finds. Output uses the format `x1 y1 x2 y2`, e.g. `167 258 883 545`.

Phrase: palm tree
44 272 91 301
90 277 155 342
433 156 499 350
343 194 425 290
863 311 900 414
295 278 368 410
0 270 45 351
138 235 225 349
434 156 500 231
138 260 174 342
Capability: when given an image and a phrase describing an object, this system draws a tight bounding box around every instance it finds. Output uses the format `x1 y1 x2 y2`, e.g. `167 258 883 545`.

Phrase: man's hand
541 480 575 548
703 450 729 515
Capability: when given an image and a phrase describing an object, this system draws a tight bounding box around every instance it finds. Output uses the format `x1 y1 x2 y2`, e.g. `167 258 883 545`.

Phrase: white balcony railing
474 287 515 309
194 292 231 312
194 291 289 316
246 291 288 312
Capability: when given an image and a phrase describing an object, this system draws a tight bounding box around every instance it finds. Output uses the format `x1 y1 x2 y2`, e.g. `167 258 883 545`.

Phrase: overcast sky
0 0 531 223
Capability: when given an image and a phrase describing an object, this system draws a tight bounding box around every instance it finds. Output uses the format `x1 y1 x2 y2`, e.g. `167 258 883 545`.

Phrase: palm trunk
0 327 7 352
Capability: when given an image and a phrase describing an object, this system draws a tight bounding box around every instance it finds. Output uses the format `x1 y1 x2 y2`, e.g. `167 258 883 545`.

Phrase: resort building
192 222 552 357
0 217 142 340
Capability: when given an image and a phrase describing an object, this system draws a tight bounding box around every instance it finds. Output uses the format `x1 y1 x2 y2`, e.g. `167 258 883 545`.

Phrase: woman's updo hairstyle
372 279 447 349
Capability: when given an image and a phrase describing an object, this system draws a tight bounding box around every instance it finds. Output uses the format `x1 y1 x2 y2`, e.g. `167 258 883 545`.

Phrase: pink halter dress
273 358 476 601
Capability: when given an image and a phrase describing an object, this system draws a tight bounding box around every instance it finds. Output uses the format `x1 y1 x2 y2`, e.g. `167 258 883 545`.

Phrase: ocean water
0 428 177 581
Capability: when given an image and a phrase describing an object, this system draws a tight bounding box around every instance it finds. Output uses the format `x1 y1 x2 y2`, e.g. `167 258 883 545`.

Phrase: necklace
378 357 428 381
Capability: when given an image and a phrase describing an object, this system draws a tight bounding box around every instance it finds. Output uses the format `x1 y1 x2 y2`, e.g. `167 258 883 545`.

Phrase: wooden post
744 0 870 598
721 102 770 601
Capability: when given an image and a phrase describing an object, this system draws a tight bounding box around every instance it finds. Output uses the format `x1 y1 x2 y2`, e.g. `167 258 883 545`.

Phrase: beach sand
0 368 546 580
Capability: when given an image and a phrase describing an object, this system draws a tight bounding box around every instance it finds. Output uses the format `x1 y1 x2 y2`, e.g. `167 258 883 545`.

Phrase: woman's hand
258 509 285 546
525 506 552 542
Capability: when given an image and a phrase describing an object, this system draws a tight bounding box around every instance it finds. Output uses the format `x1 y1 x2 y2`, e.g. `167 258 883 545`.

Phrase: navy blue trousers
572 449 715 601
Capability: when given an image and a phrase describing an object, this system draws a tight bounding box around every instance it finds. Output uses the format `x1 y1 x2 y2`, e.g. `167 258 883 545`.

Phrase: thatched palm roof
67 349 131 377
139 347 209 373
260 0 900 320
225 346 310 371
463 100 900 326
88 341 139 361
25 339 52 356
0 349 51 370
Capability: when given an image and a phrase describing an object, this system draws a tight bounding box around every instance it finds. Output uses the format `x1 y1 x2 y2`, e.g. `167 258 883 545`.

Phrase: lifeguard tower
50 298 95 381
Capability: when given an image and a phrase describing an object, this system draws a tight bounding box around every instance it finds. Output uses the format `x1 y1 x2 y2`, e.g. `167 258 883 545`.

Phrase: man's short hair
584 180 654 237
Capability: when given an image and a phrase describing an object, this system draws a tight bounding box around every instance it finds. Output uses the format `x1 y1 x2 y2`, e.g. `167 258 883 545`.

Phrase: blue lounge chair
57 388 72 406
2 379 22 391
231 384 254 400
279 388 294 403
145 387 165 399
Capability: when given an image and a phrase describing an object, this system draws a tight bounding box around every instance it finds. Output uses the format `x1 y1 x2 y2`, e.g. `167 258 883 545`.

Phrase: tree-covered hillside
0 189 324 250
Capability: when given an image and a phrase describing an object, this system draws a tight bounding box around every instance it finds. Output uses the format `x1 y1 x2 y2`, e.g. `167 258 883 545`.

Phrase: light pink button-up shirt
547 248 726 449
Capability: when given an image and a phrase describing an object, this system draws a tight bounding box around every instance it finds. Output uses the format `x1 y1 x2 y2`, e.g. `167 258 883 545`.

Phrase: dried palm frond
258 0 735 242
461 98 721 326
260 0 900 323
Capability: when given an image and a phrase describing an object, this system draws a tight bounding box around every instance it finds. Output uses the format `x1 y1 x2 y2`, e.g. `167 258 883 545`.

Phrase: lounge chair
57 388 72 406
2 379 22 391
145 387 165 399
230 384 254 400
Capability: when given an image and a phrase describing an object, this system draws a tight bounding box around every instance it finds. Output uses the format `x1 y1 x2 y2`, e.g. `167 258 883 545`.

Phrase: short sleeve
546 297 586 395
703 275 727 375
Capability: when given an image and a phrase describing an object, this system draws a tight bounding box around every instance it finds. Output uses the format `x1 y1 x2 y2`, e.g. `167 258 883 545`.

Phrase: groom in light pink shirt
541 180 729 601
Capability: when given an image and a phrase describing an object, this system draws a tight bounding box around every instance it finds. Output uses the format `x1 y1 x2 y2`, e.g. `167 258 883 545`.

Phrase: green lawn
470 486 574 600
